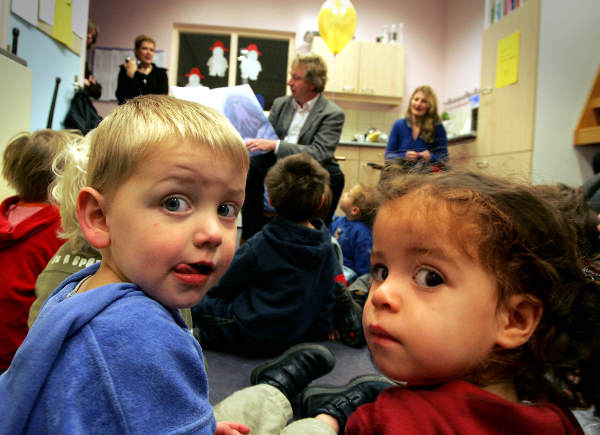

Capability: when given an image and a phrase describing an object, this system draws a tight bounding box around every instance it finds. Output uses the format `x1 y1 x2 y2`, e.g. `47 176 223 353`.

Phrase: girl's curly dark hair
378 170 600 412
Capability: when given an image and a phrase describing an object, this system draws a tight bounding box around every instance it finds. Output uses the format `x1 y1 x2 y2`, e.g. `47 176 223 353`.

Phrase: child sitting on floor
330 183 378 283
0 129 79 373
193 152 337 357
0 95 250 434
283 170 599 434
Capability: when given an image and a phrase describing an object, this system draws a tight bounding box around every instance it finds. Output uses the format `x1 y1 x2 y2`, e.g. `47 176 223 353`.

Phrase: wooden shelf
575 67 600 146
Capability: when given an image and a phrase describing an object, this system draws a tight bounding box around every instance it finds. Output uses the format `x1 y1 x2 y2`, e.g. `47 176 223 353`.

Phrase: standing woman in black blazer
115 35 168 105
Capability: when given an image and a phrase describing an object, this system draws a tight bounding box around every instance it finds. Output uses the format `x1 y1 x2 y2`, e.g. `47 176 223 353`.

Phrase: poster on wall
236 37 288 110
177 33 231 89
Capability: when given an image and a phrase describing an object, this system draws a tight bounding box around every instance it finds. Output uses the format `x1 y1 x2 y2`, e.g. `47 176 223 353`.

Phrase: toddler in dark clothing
330 183 378 282
193 152 337 357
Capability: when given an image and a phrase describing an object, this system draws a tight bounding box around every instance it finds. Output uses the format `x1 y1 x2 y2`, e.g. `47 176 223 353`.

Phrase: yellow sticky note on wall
495 30 520 89
52 0 73 48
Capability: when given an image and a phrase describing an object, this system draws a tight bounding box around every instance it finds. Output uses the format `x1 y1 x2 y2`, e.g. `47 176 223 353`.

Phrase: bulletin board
11 0 86 55
91 47 167 102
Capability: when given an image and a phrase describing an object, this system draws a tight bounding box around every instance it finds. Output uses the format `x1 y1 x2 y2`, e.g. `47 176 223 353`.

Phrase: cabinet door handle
342 86 355 91
361 88 375 94
476 161 489 169
480 86 493 96
366 162 384 170
335 155 346 161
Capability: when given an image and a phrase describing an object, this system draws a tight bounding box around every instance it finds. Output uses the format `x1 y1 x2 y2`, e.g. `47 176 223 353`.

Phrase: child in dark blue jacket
330 183 378 283
193 153 337 357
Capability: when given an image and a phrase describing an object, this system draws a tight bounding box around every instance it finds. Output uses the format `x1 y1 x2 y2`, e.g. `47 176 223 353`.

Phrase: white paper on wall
11 0 39 26
71 0 87 38
39 0 56 26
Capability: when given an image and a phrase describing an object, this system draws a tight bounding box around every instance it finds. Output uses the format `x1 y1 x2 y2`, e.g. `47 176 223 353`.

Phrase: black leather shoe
301 374 394 429
250 343 336 406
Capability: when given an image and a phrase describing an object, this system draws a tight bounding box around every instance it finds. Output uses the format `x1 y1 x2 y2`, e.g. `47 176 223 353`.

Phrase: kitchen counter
339 140 386 148
447 132 477 144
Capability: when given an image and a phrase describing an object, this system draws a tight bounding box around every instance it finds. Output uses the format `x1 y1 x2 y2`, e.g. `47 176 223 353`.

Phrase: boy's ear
495 294 542 349
77 187 110 250
350 205 361 217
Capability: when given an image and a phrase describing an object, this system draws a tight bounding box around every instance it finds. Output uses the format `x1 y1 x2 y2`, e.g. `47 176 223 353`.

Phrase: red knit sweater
346 380 583 434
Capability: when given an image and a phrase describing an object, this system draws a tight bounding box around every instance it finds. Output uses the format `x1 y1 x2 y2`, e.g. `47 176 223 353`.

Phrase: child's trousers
213 384 337 435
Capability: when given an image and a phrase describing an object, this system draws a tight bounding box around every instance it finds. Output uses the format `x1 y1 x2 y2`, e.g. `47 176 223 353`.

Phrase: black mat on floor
204 340 379 405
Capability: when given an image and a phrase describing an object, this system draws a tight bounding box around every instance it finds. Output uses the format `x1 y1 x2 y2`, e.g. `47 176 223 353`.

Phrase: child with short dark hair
293 170 599 433
193 152 337 357
0 95 250 434
330 183 377 282
0 129 78 372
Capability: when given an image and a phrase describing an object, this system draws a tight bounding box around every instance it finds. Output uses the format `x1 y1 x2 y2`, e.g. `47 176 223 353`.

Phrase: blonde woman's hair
55 94 248 248
405 85 441 143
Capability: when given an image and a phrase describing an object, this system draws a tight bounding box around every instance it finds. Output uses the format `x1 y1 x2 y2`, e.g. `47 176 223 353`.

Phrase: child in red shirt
0 129 78 371
300 170 598 434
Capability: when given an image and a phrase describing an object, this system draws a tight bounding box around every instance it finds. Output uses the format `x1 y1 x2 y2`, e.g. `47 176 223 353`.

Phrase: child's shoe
250 343 336 407
300 374 394 429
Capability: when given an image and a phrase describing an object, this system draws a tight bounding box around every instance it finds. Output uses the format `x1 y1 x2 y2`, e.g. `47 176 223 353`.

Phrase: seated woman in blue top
385 85 448 165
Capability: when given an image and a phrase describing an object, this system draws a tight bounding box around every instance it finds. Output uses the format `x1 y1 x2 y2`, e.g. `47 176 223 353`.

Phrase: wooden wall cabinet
451 0 540 181
312 37 405 105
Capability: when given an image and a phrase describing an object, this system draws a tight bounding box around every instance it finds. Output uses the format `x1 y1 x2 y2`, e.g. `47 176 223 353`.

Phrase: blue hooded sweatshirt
0 263 216 434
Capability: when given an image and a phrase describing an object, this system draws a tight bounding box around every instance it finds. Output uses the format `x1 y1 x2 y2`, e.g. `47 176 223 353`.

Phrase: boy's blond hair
2 129 80 202
347 183 379 226
55 94 248 246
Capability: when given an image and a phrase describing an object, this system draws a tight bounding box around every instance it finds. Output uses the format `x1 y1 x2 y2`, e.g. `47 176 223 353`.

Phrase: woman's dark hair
265 153 331 223
378 170 600 412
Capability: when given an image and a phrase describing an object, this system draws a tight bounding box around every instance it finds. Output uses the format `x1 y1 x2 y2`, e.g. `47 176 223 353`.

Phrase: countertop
339 132 476 148
339 140 386 148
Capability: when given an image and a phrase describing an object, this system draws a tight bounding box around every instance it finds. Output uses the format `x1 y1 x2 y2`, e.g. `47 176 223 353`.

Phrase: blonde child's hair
55 94 248 247
378 169 600 411
2 129 80 202
347 183 379 226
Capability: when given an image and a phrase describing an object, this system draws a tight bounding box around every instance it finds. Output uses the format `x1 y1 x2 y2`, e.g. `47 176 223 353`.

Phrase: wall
89 0 450 121
8 13 84 131
442 0 484 111
532 0 600 186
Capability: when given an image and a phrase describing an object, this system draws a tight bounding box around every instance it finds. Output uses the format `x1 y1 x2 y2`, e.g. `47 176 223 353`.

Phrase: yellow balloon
318 0 357 55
